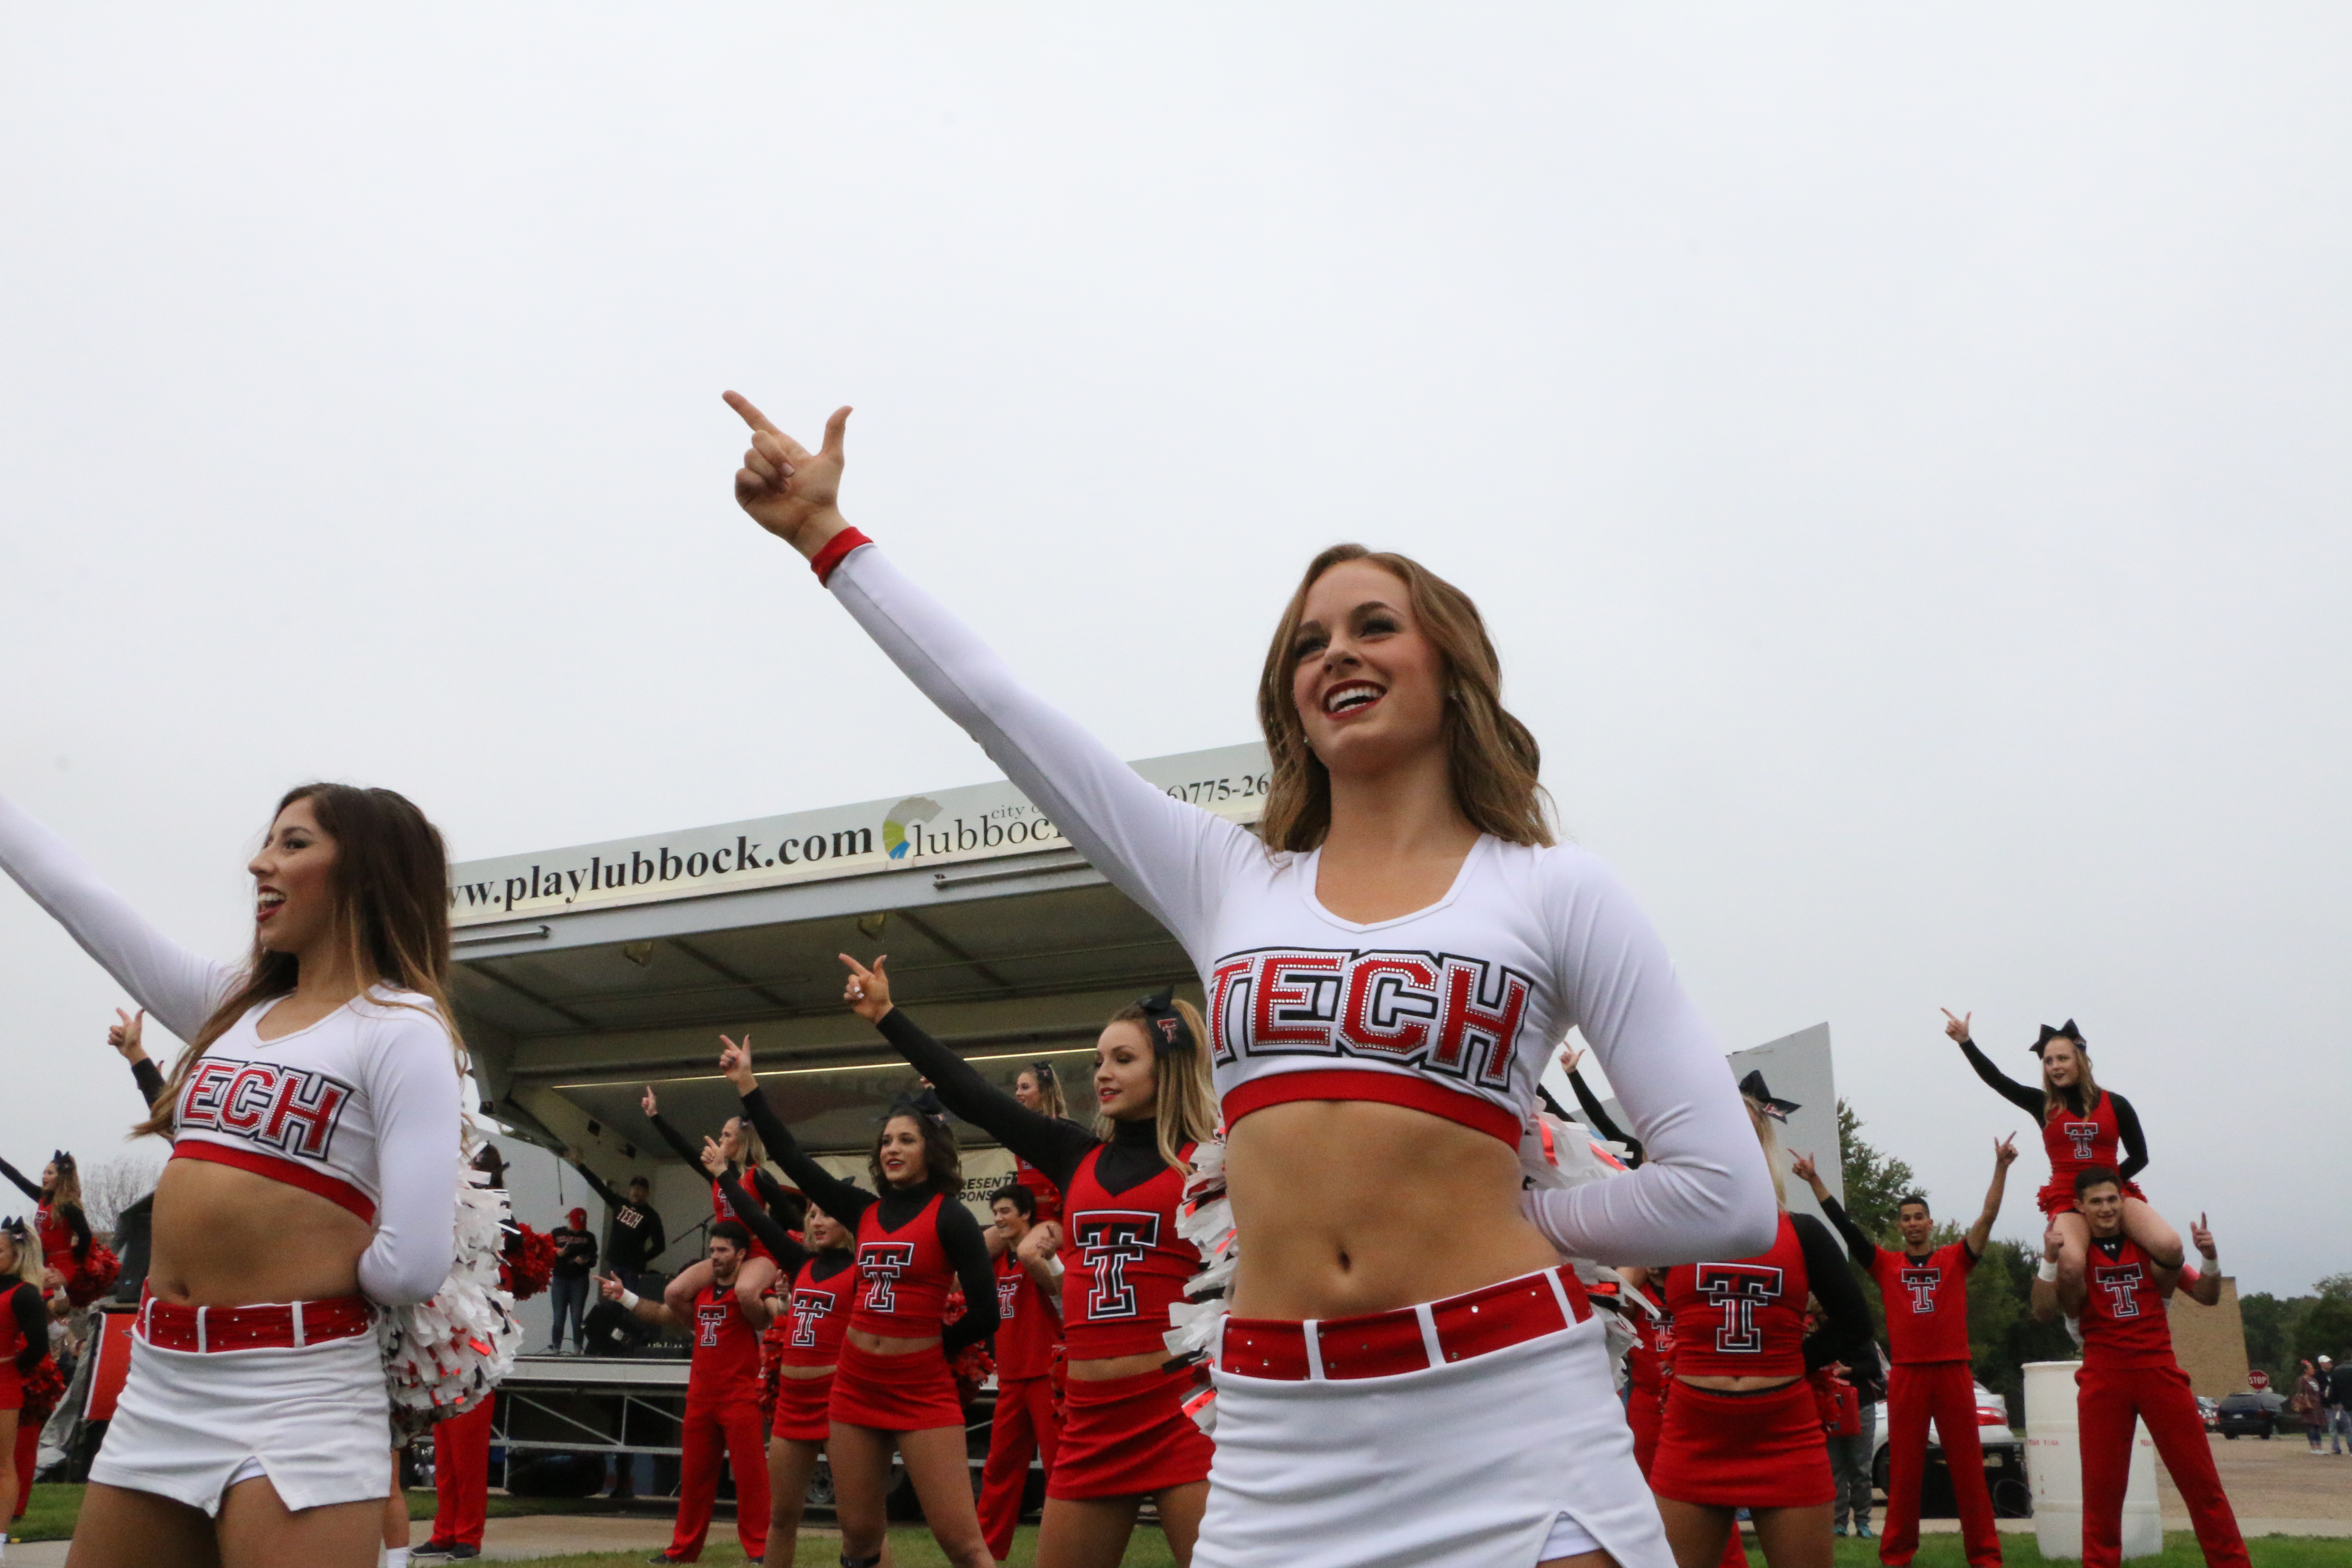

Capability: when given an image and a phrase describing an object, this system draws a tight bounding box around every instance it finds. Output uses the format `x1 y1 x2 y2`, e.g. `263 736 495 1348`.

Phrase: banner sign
449 743 1271 926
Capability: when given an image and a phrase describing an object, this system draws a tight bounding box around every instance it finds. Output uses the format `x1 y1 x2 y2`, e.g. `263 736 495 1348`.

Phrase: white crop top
823 541 1778 1265
0 791 462 1305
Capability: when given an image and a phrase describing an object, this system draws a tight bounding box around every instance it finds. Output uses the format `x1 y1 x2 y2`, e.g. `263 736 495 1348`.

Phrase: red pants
2076 1363 2247 1568
1880 1360 2000 1568
977 1375 1062 1560
430 1393 494 1548
669 1396 771 1564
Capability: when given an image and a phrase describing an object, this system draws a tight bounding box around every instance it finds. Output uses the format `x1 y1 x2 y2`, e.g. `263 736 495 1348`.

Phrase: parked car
2215 1390 2289 1439
1871 1380 2030 1517
2199 1396 2220 1432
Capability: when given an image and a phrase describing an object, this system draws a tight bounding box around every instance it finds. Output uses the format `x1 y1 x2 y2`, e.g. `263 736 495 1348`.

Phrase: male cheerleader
1794 1136 2016 1568
977 1183 1065 1562
2031 1169 2248 1568
602 1222 774 1566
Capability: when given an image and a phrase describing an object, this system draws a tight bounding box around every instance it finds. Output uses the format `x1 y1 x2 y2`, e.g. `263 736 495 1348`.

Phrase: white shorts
1196 1308 1669 1568
90 1329 392 1515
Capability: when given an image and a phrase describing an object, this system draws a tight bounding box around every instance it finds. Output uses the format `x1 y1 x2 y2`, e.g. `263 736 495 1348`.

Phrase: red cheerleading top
2041 1093 2127 1204
852 1191 959 1338
687 1281 765 1405
1625 1278 1672 1392
1059 1138 1200 1360
1014 1158 1063 1225
1868 1241 1977 1365
2079 1236 2178 1369
993 1248 1063 1380
1666 1213 1810 1378
780 1253 854 1369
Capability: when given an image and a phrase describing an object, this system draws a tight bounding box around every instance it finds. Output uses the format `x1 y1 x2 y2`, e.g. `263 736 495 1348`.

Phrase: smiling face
1013 1072 1043 1111
2041 1038 2084 1090
247 796 341 957
1897 1201 1933 1250
991 1196 1029 1243
38 1163 56 1197
1287 560 1452 780
876 1115 926 1187
1093 1021 1159 1121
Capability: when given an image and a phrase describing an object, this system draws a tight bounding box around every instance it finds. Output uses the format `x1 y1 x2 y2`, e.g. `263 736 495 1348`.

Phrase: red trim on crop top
170 1140 377 1224
810 528 872 587
1222 1068 1522 1146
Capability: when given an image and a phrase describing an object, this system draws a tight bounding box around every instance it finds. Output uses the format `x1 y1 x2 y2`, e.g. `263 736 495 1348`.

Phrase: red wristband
809 527 872 587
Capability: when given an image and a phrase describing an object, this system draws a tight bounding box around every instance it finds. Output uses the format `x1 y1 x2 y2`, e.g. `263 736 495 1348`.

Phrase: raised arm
1794 1213 1874 1370
935 1199 1000 1356
714 1167 809 1274
109 1008 169 1110
0 792 235 1041
1792 1148 1880 1269
640 1094 706 1170
1559 1047 1642 1165
1965 1135 2020 1259
0 1155 41 1206
719 1036 874 1226
843 955 1099 1188
598 1272 684 1333
2180 1214 2221 1307
1522 852 1777 1265
564 1150 628 1213
2110 1093 2149 1183
1943 1010 2043 1117
724 394 1251 956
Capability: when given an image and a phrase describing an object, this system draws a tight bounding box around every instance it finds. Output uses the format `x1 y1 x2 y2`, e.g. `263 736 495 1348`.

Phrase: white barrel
2024 1360 2165 1559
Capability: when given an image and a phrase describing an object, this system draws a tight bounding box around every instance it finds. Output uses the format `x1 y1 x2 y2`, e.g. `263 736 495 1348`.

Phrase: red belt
137 1290 373 1353
1221 1265 1589 1381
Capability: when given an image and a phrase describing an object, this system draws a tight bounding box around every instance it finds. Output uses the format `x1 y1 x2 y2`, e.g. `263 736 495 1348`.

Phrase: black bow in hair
0 1217 28 1245
49 1151 73 1170
2029 1020 2086 1057
1136 988 1197 1057
1029 1060 1057 1083
1738 1069 1801 1122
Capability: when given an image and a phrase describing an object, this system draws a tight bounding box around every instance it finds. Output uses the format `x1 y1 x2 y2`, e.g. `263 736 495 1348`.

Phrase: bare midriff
781 1363 835 1380
1068 1349 1166 1383
148 1158 372 1307
1225 1099 1557 1320
1680 1373 1798 1393
846 1329 942 1356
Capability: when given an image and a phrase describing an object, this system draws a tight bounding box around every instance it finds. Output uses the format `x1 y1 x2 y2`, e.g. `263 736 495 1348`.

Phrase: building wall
2168 1275 2253 1396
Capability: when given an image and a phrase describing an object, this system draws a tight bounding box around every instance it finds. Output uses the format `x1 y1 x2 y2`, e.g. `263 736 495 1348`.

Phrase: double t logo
1900 1266 1942 1315
858 1242 916 1313
1692 1264 1784 1353
1072 1210 1160 1320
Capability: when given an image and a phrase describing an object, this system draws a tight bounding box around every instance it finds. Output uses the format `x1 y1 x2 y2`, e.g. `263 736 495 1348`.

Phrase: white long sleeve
351 998 464 1304
827 542 1259 962
1519 852 1779 1265
0 790 236 1041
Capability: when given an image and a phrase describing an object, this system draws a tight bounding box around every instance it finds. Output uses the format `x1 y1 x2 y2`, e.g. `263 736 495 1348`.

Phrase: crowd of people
0 391 2279 1568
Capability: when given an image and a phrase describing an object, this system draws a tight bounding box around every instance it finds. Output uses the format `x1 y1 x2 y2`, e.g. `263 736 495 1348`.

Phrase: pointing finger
723 390 781 436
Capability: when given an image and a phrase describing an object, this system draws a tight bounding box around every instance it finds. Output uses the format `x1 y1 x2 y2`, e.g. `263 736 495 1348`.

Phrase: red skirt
1047 1364 1213 1501
2038 1176 2147 1217
772 1370 835 1443
827 1340 965 1434
1651 1380 1833 1510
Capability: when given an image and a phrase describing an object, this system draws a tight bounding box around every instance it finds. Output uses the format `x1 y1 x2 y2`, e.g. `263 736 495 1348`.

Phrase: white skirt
90 1330 392 1515
1196 1308 1669 1568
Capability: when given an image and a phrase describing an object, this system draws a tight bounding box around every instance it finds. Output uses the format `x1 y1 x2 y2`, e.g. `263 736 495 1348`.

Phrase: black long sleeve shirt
1790 1212 1875 1372
4 1282 44 1374
873 1007 1171 1197
732 1081 998 1355
1955 1037 2147 1181
1566 1066 1643 1167
0 1155 89 1262
570 1163 668 1274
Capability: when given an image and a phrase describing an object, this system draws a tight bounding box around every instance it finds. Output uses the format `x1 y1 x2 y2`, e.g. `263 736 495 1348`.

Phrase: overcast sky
3 7 2345 1296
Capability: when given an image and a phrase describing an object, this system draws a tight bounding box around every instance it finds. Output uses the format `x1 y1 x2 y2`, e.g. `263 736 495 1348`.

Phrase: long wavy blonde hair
1256 545 1552 853
1096 998 1219 1173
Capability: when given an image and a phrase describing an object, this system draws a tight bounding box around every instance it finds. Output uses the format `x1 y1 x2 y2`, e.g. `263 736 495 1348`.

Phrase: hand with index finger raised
724 391 853 557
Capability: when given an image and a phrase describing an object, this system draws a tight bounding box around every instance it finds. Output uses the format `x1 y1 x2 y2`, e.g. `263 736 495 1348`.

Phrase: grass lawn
13 1493 2339 1565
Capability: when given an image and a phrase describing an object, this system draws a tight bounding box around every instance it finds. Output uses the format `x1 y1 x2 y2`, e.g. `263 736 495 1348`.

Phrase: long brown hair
871 1106 964 1194
136 783 461 1137
1097 998 1219 1174
1256 544 1551 852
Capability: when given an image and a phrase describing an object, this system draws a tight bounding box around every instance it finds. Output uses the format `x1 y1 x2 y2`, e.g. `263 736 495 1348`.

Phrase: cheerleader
720 1035 1000 1568
0 1219 51 1552
1010 1061 1076 1229
1645 1075 1871 1568
0 782 465 1567
841 954 1216 1568
979 1183 1064 1563
0 1152 89 1304
704 1142 855 1568
722 396 1774 1568
1942 1012 2182 1287
640 1085 788 1325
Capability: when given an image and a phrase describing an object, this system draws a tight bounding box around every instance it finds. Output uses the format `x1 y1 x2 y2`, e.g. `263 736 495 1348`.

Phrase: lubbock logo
883 797 941 860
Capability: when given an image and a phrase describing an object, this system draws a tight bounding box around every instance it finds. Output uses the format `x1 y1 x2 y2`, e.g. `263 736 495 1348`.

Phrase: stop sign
2249 1369 2272 1390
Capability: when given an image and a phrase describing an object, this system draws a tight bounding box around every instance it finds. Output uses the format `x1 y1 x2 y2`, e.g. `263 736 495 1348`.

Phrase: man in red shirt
976 1182 1065 1562
1796 1134 2017 1568
603 1222 774 1566
2032 1168 2248 1568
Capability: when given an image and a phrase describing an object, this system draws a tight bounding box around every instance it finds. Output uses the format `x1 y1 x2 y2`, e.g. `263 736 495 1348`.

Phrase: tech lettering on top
1207 947 1536 1089
177 1058 354 1159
